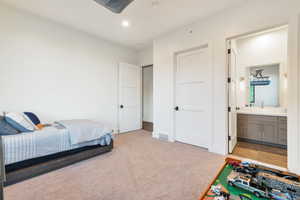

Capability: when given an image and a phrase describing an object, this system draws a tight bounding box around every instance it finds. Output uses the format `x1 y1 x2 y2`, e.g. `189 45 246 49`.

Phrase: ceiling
0 0 246 50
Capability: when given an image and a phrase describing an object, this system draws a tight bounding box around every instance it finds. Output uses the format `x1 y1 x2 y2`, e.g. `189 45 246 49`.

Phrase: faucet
261 101 264 109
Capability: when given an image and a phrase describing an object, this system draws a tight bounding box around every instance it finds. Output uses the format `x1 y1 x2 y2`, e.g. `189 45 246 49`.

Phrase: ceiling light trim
94 0 135 13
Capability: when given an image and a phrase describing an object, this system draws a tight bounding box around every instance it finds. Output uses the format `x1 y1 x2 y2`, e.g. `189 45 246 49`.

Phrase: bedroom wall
0 4 138 131
153 0 300 173
138 46 153 67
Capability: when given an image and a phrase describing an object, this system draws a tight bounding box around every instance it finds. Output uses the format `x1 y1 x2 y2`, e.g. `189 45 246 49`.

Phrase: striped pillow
5 112 36 133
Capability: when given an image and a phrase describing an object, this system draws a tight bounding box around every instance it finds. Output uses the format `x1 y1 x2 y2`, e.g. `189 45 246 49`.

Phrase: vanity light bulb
284 78 288 90
240 81 245 91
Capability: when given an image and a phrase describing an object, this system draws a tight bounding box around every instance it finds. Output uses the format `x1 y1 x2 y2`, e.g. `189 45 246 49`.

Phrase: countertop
237 107 287 117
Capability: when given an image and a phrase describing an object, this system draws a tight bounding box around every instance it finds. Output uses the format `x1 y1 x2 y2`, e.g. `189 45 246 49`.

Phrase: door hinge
227 49 231 54
228 107 231 112
228 136 232 141
227 77 231 83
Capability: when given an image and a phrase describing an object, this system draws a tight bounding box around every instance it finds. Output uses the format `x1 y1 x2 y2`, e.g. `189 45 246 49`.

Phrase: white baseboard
152 131 158 139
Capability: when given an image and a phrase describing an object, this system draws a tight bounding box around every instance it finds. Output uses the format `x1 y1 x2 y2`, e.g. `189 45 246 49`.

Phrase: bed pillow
24 112 41 125
0 116 19 135
22 114 39 130
5 112 35 133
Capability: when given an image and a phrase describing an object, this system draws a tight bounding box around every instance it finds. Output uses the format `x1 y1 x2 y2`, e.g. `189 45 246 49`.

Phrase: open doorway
227 26 288 168
142 65 153 132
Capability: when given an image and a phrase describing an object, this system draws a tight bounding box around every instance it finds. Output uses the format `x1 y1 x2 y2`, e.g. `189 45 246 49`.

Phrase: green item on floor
212 164 268 200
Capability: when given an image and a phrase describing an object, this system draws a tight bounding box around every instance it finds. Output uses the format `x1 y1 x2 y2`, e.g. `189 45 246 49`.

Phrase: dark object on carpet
5 141 113 186
94 0 134 13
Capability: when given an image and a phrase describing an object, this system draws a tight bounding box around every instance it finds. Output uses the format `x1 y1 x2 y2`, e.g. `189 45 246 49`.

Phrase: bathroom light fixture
284 73 288 89
122 20 130 27
240 77 246 91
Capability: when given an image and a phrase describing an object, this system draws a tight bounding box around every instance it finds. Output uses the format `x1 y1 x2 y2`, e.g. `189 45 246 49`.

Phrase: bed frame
4 140 113 186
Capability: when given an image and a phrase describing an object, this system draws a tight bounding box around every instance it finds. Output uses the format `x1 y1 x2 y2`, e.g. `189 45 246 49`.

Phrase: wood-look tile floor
232 142 287 168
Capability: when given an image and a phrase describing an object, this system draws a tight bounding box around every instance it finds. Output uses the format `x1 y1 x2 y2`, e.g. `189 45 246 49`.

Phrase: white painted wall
153 0 300 173
0 4 138 131
234 28 288 108
138 46 153 67
143 67 153 122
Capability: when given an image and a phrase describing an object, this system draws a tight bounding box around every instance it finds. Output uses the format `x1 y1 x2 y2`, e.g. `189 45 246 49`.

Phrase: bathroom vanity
237 108 287 148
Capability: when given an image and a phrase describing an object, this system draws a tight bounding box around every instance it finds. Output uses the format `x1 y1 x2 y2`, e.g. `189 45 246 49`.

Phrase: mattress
2 125 113 165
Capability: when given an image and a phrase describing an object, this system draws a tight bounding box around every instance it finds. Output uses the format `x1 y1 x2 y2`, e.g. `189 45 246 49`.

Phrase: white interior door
175 46 212 148
228 44 238 153
118 63 141 133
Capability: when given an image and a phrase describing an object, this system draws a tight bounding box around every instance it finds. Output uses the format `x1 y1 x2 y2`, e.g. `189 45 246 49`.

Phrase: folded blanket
57 120 112 145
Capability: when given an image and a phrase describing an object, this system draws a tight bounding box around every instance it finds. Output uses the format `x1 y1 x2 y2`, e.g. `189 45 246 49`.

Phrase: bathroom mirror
247 64 280 107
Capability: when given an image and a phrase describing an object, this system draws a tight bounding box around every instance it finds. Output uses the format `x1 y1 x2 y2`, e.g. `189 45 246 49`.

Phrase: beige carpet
5 130 224 200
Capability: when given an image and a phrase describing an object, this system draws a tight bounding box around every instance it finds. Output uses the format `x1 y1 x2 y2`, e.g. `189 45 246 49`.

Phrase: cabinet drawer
248 115 277 123
278 116 287 123
237 114 248 122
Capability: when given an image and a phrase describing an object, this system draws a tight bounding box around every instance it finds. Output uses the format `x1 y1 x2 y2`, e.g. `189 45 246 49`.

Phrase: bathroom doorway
142 65 153 132
227 25 288 168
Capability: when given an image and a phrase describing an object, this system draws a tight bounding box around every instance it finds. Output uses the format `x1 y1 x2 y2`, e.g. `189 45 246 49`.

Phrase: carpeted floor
5 130 224 200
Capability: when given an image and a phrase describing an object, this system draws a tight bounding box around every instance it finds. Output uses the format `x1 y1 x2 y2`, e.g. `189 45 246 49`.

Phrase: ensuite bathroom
228 25 288 167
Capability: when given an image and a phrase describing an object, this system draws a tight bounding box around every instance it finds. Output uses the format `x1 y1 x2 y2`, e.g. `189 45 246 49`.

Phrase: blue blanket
2 125 113 165
57 119 111 145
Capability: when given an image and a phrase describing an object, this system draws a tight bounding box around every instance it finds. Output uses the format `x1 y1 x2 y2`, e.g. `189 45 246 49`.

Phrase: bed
1 120 114 186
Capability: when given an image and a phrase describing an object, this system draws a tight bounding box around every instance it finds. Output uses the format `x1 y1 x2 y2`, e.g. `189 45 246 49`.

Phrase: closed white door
175 46 212 148
118 63 141 133
228 46 238 153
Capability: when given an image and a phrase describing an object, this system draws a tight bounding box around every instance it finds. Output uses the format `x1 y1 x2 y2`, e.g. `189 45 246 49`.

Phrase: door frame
141 64 154 132
117 62 142 134
171 43 214 150
225 24 298 171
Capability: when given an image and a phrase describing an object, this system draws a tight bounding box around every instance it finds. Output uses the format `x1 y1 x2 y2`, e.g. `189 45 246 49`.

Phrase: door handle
120 105 124 109
174 106 179 111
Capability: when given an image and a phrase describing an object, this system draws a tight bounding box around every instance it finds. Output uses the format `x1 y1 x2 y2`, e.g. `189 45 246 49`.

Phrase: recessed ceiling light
122 20 130 27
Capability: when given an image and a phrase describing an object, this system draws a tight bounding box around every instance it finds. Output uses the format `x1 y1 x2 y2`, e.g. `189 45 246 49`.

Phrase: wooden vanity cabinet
237 114 287 148
277 117 287 145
